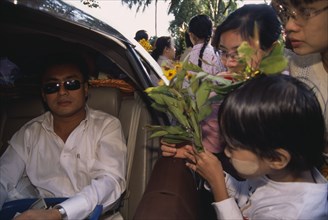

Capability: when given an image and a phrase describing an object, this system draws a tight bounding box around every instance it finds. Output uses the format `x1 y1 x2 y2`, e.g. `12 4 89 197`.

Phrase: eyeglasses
273 2 328 24
43 79 81 94
218 50 239 60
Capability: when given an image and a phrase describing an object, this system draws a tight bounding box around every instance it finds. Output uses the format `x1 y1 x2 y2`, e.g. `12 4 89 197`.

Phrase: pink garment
201 103 222 153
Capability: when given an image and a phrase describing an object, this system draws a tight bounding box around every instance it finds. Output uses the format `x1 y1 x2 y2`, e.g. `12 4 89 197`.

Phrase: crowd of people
0 0 327 219
158 1 328 219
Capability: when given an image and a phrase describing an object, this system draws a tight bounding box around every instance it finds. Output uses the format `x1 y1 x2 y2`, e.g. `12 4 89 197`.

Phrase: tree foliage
167 0 241 57
80 0 100 8
121 0 155 12
120 0 241 56
82 0 242 56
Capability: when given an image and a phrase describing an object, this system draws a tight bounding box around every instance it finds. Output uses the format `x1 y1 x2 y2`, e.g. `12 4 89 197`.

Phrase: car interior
0 26 163 220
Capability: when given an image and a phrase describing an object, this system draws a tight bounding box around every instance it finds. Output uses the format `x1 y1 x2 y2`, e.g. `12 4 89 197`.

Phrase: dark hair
188 14 213 68
134 30 149 41
218 74 325 172
40 52 89 83
151 36 173 62
213 4 282 51
184 32 193 48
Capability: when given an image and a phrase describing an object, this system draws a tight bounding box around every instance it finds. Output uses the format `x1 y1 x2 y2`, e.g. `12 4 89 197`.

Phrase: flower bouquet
145 36 288 153
138 39 153 53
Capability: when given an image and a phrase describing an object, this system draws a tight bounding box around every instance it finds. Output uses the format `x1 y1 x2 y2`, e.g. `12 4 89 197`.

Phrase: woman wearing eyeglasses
212 4 282 73
272 0 328 178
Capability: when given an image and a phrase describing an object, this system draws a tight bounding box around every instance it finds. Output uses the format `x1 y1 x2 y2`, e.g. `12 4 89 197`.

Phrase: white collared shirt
0 107 127 219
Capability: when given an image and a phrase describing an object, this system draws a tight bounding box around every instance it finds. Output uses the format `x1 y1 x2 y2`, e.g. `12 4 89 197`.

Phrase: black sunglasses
43 79 82 94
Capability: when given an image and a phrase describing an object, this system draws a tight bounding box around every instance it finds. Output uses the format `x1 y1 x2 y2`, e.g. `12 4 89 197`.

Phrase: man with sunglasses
272 0 328 179
0 53 127 219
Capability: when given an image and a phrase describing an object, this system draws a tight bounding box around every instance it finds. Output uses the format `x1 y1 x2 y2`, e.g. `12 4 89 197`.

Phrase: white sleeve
0 146 26 208
212 198 243 220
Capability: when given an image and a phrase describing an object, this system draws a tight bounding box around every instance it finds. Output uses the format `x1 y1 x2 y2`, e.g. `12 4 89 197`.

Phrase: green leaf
204 75 232 86
195 71 209 79
150 103 167 113
183 61 203 72
237 41 255 59
171 69 186 90
212 81 244 95
189 77 200 94
259 56 288 74
148 93 165 105
189 110 200 137
196 80 211 108
161 137 191 144
149 85 171 94
197 104 212 122
150 130 169 138
163 126 186 134
269 41 285 57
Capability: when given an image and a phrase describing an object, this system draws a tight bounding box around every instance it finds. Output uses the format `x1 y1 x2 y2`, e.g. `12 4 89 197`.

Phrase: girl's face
164 43 176 60
218 30 265 72
218 30 243 70
284 0 328 55
224 146 272 179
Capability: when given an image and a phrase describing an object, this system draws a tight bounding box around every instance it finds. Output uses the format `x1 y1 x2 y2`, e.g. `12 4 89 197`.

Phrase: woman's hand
160 140 191 159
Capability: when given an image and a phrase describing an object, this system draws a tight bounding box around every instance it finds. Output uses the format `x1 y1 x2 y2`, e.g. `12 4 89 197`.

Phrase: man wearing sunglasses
272 0 328 178
0 53 127 219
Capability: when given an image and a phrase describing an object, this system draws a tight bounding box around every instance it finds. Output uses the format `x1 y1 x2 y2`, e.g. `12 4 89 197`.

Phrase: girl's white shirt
212 168 328 220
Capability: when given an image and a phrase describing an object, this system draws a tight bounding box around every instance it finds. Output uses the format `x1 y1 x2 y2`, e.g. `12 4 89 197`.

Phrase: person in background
271 0 328 177
165 14 226 155
188 14 225 75
212 4 282 73
179 32 193 62
185 74 327 220
0 52 127 220
151 36 176 69
162 4 282 157
134 29 149 42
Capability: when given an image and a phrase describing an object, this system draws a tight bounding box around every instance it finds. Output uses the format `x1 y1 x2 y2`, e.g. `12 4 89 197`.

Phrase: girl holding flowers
185 74 328 219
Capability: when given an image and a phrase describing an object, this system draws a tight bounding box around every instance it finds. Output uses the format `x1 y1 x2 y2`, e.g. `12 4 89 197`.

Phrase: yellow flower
162 62 187 82
138 39 153 52
163 68 177 81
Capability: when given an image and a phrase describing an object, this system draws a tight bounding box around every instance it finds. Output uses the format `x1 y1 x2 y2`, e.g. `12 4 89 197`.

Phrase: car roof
4 0 132 44
1 0 168 87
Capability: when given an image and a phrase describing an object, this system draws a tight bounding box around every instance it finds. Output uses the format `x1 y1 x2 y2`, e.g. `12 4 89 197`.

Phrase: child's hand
184 147 224 186
184 147 229 202
160 140 192 158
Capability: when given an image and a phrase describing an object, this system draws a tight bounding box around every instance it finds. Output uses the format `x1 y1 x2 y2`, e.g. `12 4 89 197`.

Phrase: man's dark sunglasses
43 79 82 94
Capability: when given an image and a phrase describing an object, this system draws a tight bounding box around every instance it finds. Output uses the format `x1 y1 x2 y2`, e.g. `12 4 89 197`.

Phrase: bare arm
14 209 61 220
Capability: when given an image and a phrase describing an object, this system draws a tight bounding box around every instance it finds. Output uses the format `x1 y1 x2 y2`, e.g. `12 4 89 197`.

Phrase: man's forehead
43 64 83 81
